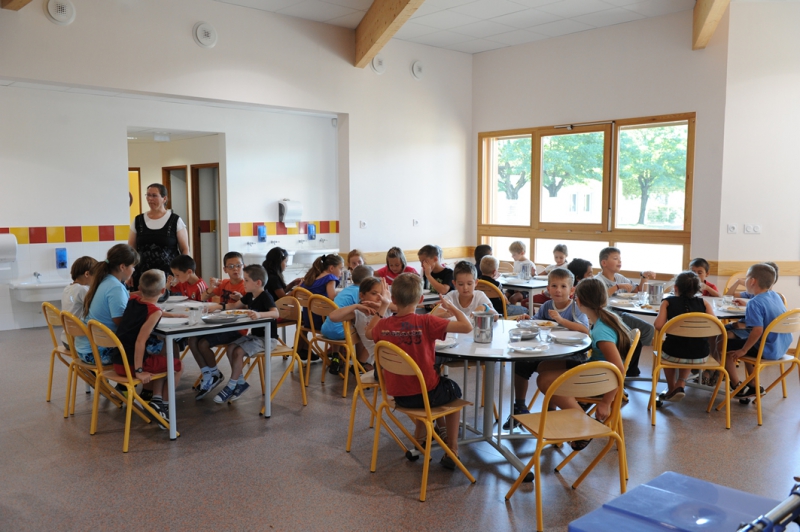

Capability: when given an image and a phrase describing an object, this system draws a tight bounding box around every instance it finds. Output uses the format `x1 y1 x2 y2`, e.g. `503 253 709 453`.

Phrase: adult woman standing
128 183 189 290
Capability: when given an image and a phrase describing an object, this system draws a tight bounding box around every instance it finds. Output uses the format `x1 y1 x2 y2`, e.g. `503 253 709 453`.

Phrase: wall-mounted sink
243 249 295 267
292 248 339 265
9 275 70 303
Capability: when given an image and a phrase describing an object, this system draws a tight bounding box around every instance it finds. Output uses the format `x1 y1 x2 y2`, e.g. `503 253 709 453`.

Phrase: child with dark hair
300 253 344 329
262 247 302 301
689 258 720 297
433 261 497 319
653 271 714 403
474 245 493 270
60 256 97 347
417 244 453 295
169 254 207 301
567 258 594 282
202 251 246 304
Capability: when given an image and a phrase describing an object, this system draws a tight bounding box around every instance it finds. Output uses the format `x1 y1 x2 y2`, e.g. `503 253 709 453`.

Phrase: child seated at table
321 265 373 374
60 256 97 348
210 265 280 404
347 249 365 271
168 254 207 301
300 253 344 328
366 273 472 469
567 258 594 283
726 261 779 299
474 244 493 271
478 256 527 317
417 244 453 295
111 269 183 426
543 244 569 273
594 246 655 376
433 261 498 320
190 251 247 399
262 247 302 301
327 276 395 372
536 278 629 451
723 263 791 398
504 268 590 429
689 258 720 297
507 240 537 306
375 247 417 285
653 271 714 403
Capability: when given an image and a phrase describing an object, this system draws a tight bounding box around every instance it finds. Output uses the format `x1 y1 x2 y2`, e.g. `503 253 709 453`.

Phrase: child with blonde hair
347 249 365 271
375 247 418 285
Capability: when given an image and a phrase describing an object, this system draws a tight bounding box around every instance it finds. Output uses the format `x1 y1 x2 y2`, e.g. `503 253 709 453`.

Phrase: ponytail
574 278 631 355
84 244 139 315
302 253 343 286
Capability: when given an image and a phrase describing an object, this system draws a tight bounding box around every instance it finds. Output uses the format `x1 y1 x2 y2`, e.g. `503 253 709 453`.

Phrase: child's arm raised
133 310 162 383
439 297 472 334
595 341 625 422
548 307 589 334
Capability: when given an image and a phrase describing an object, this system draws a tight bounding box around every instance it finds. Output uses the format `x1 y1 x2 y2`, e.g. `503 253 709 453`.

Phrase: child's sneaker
214 385 236 404
149 399 168 430
440 453 458 470
195 372 224 400
230 382 250 402
735 384 765 398
328 355 342 375
139 389 153 402
502 404 530 430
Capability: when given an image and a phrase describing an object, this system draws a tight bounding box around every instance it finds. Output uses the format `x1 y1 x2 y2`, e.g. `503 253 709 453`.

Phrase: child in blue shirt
725 263 791 398
321 265 373 374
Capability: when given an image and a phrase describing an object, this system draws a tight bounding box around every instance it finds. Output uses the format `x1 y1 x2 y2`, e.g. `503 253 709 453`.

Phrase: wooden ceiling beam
1 0 34 10
355 0 425 68
693 0 731 50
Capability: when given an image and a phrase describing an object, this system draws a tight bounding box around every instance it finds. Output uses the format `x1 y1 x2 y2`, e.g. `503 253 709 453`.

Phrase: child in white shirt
60 256 97 347
433 261 498 319
544 243 569 273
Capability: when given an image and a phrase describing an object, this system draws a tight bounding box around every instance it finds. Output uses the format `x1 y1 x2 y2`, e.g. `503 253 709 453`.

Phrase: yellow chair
370 341 475 502
718 309 800 426
239 296 307 413
476 279 507 318
87 320 173 452
61 312 123 419
649 313 730 428
505 362 627 532
723 270 748 295
43 302 71 403
498 261 514 274
291 287 326 374
308 294 357 397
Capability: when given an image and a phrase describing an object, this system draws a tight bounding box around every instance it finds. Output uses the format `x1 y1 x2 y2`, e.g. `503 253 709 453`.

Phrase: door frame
190 163 220 279
128 167 142 214
161 165 188 211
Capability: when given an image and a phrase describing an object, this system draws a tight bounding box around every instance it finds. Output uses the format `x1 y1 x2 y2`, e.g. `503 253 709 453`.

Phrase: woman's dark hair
673 271 701 297
567 258 593 282
70 256 98 281
147 183 168 198
574 278 631 356
263 247 288 284
84 244 139 314
302 253 343 286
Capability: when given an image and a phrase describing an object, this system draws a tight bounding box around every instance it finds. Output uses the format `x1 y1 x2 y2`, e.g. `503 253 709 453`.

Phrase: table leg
263 323 272 418
527 288 535 315
166 339 177 440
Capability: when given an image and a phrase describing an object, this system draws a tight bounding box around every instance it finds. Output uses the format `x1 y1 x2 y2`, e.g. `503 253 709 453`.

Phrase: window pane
540 132 604 224
613 243 684 274
482 236 531 262
534 238 608 268
486 136 531 226
615 122 688 230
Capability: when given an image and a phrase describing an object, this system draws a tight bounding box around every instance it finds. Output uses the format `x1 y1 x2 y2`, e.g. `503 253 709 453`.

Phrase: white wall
471 9 730 259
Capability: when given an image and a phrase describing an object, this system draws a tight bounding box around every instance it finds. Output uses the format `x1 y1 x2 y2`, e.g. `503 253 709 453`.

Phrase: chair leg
780 363 788 397
526 389 540 412
755 369 763 426
419 421 434 502
89 375 102 435
370 404 386 473
649 363 661 426
340 347 350 399
70 368 80 415
63 365 74 418
346 384 361 452
506 445 541 500
534 448 545 532
293 354 307 405
122 389 134 453
572 438 615 489
47 350 57 402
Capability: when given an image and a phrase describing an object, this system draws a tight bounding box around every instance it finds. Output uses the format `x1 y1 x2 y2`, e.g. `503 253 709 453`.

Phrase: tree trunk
638 190 649 224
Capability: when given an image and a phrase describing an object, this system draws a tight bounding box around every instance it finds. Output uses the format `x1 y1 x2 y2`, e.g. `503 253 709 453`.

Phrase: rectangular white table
499 276 549 315
154 316 274 440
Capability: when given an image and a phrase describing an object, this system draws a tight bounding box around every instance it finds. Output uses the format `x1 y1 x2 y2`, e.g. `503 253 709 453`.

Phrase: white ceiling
215 0 699 53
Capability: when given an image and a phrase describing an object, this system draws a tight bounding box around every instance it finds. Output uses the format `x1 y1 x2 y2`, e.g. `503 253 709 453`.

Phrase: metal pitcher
646 281 666 305
473 311 494 344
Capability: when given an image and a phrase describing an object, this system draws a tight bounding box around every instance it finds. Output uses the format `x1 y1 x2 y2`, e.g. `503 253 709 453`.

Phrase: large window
478 114 694 278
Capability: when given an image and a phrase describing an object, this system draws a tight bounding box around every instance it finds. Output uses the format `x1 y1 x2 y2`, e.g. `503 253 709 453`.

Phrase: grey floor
2 326 799 531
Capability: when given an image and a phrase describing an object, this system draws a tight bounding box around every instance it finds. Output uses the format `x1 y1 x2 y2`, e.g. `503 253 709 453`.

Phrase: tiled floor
2 327 800 531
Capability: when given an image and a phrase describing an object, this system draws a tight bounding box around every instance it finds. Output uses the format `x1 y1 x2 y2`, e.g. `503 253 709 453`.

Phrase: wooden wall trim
708 261 800 277
343 246 475 266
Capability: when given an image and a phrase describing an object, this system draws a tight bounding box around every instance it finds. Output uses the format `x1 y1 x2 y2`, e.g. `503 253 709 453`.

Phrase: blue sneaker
230 382 250 402
214 385 236 404
502 404 530 430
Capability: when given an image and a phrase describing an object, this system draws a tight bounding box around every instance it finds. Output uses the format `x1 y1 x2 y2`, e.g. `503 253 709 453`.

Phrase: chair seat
73 359 113 372
740 354 797 366
514 409 611 441
360 373 378 385
56 346 71 356
391 398 472 419
313 335 348 346
101 369 167 384
657 357 723 370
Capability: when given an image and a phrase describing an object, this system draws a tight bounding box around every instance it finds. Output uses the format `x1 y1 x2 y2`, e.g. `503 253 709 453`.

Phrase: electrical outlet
753 224 762 234
727 224 737 234
744 224 755 234
412 219 419 227
359 220 367 229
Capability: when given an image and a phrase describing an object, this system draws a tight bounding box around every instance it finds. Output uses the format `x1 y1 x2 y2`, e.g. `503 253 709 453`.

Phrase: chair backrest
776 292 788 307
723 270 748 294
42 302 62 349
60 311 98 368
622 329 641 375
543 362 624 433
88 320 131 379
498 261 514 274
746 309 800 363
657 312 727 364
309 294 337 318
476 280 507 319
291 287 312 308
374 341 433 416
275 296 300 323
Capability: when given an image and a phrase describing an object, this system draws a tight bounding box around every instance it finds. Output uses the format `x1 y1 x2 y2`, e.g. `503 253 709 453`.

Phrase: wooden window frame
477 112 695 278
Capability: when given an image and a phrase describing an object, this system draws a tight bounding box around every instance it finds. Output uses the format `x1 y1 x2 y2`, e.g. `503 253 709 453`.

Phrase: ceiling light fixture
153 133 170 142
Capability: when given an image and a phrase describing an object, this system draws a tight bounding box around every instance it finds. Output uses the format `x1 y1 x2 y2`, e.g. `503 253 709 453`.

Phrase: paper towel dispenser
278 200 302 224
0 233 18 264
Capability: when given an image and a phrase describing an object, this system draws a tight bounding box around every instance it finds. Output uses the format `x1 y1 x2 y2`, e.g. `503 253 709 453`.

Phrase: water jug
473 311 494 344
646 281 666 305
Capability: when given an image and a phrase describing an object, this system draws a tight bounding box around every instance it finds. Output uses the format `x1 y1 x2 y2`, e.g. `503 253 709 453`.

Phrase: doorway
161 166 189 221
190 163 220 279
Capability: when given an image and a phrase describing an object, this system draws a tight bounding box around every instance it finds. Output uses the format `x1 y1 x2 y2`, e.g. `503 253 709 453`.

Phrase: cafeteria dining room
1 1 799 530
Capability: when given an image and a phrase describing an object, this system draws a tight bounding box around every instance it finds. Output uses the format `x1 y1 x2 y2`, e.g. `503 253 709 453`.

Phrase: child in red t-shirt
169 254 207 301
366 273 472 470
689 258 720 297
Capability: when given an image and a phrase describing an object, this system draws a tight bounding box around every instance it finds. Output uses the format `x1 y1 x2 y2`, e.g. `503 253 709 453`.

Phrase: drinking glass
509 329 523 343
539 328 552 343
722 295 734 306
638 292 649 306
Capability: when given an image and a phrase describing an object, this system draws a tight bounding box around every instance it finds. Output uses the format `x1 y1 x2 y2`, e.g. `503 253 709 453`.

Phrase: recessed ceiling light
127 136 137 140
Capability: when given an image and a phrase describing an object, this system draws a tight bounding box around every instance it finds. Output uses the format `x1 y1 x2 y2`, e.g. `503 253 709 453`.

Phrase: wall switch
744 224 755 234
753 224 762 234
359 220 367 229
727 224 737 234
412 219 419 227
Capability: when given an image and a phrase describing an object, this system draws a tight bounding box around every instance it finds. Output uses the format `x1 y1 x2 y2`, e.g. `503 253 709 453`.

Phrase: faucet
269 240 279 245
297 239 306 245
246 241 255 247
319 238 327 244
33 271 41 281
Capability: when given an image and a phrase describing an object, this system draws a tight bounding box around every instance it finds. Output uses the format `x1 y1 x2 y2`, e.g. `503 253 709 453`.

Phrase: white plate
422 289 432 295
509 341 549 354
611 300 634 307
202 315 240 325
159 318 189 328
435 337 457 348
550 331 589 344
723 306 746 313
533 320 558 328
615 293 638 300
167 295 188 302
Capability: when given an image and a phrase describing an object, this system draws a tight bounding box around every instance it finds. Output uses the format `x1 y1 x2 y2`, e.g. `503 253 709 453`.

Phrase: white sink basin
292 248 339 265
9 276 70 302
243 249 295 267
